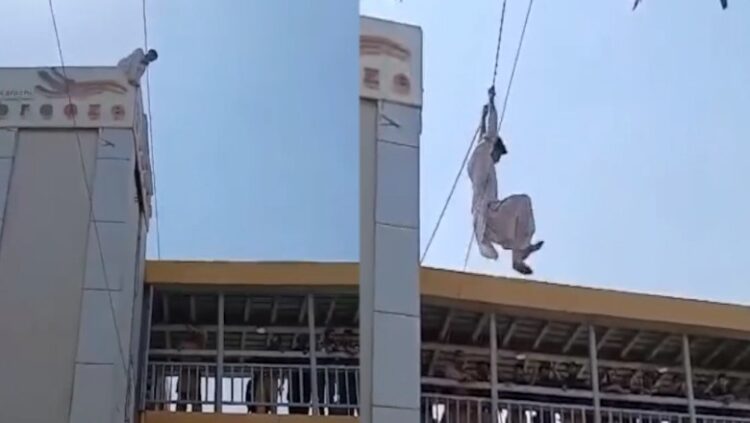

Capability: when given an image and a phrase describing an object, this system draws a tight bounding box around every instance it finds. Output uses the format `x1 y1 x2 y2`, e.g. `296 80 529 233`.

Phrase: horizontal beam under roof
145 260 750 340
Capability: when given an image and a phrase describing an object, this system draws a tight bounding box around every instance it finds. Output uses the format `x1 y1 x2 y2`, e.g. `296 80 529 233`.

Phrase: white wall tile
379 102 421 148
374 224 419 316
76 289 118 364
375 141 419 228
98 129 135 161
68 363 114 423
111 362 128 423
373 405 420 423
115 289 135 358
372 312 420 409
92 159 134 223
84 221 135 291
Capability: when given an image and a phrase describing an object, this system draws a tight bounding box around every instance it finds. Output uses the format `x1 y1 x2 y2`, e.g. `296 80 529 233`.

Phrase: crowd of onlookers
147 331 744 415
432 351 742 404
147 328 360 414
245 328 359 415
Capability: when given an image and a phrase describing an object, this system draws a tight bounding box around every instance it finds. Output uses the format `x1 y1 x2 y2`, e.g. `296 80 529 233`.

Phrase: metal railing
143 362 216 412
422 394 492 423
420 394 748 423
224 363 359 414
142 363 748 422
144 361 359 415
421 394 592 423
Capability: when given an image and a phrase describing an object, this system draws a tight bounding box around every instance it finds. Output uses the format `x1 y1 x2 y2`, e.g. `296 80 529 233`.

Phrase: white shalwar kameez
117 48 149 87
467 102 539 272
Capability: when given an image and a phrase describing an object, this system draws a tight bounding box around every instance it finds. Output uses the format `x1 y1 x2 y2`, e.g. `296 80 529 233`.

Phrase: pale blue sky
1 0 748 303
363 0 750 303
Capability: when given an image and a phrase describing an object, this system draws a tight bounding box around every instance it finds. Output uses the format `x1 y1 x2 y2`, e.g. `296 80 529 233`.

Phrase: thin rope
492 0 509 86
421 0 510 264
420 125 480 263
461 230 475 270
498 0 535 129
142 0 163 259
463 0 536 271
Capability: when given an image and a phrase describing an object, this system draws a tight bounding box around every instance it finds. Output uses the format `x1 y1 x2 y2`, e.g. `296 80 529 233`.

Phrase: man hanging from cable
467 87 543 275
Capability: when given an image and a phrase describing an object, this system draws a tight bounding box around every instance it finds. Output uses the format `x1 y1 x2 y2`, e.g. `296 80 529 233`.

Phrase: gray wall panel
0 129 96 423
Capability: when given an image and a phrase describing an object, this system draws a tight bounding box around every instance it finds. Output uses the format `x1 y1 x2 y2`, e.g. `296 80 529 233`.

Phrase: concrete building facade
359 16 423 423
0 67 152 423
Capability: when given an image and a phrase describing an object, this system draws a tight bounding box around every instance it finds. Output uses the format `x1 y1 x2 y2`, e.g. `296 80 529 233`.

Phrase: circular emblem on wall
40 104 53 119
64 103 78 119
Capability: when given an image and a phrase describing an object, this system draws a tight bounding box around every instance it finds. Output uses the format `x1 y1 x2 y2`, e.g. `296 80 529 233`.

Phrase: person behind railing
286 365 313 415
561 362 584 391
294 334 327 415
144 361 168 411
285 334 315 416
628 369 658 396
600 368 629 394
441 351 475 423
470 363 494 423
533 362 564 389
706 373 735 405
244 353 280 414
245 376 279 414
175 328 205 412
338 329 359 415
512 361 534 386
319 329 359 416
283 332 323 415
651 371 686 398
421 363 441 423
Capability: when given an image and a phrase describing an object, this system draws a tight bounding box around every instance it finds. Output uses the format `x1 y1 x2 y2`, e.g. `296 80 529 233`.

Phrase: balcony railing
142 362 748 422
421 395 748 423
144 362 217 412
144 361 359 415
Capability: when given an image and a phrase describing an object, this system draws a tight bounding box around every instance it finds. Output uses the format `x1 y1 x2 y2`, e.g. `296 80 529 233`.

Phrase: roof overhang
145 260 750 339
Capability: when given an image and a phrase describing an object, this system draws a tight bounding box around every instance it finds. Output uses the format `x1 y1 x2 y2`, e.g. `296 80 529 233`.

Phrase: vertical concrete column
360 98 422 423
308 294 320 413
69 128 144 423
682 334 697 423
0 129 97 423
0 66 149 423
588 324 602 423
490 314 499 423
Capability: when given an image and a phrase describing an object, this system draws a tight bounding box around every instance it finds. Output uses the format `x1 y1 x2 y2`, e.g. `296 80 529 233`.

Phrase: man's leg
489 194 542 275
246 378 256 413
347 371 359 416
317 368 328 415
288 369 310 414
176 390 187 412
477 238 499 260
330 371 349 415
190 381 202 412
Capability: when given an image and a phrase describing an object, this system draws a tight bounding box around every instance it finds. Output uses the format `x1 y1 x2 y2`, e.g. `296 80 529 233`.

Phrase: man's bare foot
513 261 533 275
478 242 499 260
521 240 544 260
